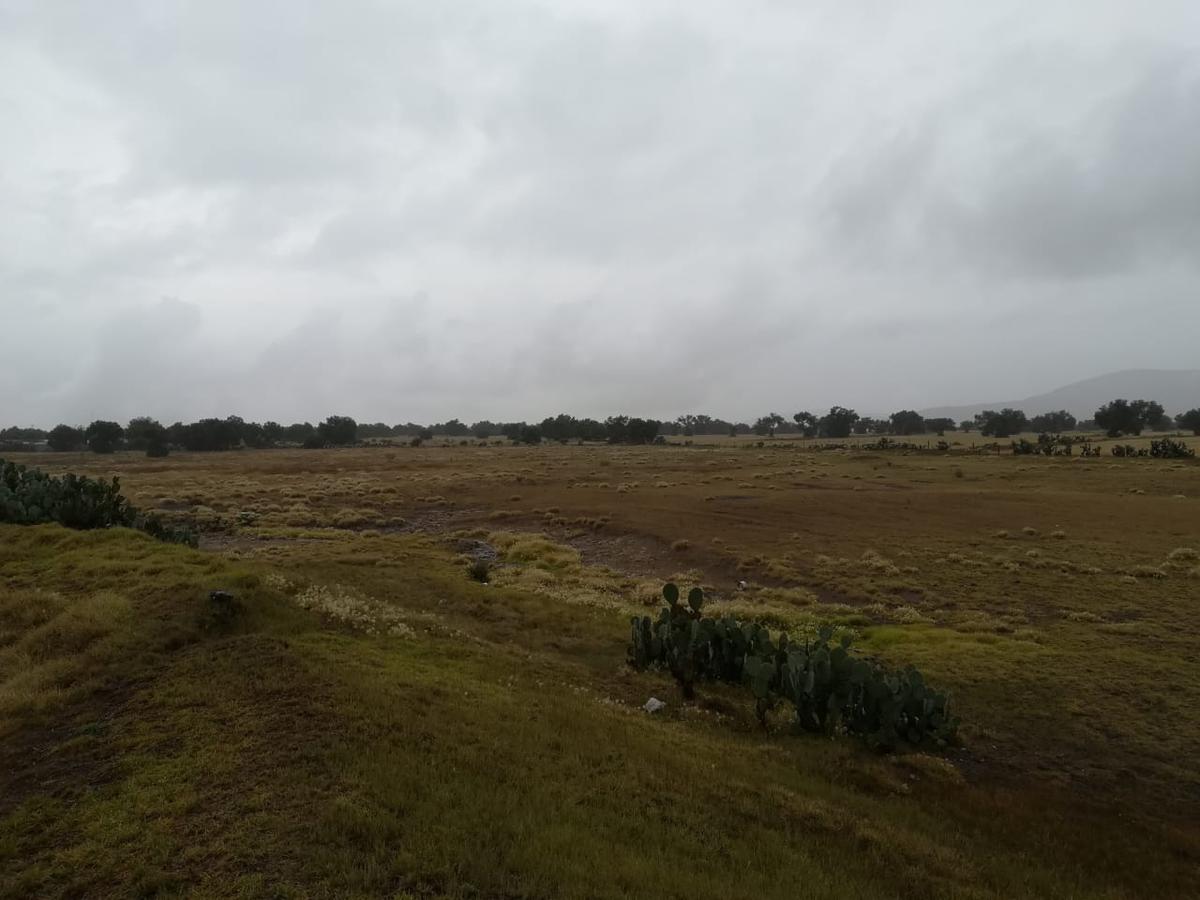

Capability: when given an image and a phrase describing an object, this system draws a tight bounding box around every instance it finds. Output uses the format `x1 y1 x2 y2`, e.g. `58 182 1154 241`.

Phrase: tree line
3 398 1197 456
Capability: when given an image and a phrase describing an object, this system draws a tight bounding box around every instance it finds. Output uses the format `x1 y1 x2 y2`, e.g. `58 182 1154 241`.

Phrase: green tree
125 417 165 451
0 426 48 442
1175 409 1200 435
577 418 607 442
281 422 316 444
627 418 662 444
753 413 785 437
145 425 170 457
175 417 245 451
435 418 470 437
974 409 1028 438
1094 399 1163 437
317 416 358 446
85 420 124 454
357 422 395 439
792 411 818 438
540 414 579 442
852 417 889 435
1029 410 1077 433
47 424 84 452
888 410 925 435
819 406 859 438
676 414 716 436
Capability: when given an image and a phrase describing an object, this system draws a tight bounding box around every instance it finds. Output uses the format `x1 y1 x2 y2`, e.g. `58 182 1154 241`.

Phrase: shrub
145 436 170 457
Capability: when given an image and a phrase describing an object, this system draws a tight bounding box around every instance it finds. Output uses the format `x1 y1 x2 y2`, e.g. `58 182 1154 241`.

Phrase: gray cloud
3 1 1199 426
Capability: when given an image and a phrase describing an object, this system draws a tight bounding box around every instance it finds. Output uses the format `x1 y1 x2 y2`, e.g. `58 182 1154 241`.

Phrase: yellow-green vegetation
2 441 1199 898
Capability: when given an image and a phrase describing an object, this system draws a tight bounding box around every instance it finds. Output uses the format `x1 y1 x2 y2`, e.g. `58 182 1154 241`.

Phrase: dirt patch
200 533 334 553
565 531 681 579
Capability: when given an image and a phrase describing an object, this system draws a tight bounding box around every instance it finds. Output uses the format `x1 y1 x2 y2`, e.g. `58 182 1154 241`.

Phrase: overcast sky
3 1 1199 427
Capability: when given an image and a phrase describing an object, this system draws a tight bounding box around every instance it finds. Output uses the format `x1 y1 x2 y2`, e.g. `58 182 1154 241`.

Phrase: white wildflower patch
294 583 415 637
859 549 901 577
263 572 294 592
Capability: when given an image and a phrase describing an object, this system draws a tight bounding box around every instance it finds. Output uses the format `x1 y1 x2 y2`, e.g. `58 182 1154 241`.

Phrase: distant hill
920 369 1200 422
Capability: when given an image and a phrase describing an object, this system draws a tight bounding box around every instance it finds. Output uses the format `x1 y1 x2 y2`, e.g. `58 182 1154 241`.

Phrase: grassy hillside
2 443 1199 897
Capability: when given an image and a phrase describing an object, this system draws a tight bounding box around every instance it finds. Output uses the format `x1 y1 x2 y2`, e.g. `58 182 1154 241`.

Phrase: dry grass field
2 436 1199 898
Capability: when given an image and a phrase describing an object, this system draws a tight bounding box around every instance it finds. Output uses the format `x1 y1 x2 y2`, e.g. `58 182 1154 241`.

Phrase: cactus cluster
0 458 196 546
1110 439 1193 459
1012 433 1095 457
629 583 708 698
629 583 959 751
1149 438 1194 459
1012 436 1191 459
1 459 132 528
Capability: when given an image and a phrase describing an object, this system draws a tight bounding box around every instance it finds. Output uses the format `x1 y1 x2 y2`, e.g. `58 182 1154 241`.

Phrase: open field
3 439 1199 898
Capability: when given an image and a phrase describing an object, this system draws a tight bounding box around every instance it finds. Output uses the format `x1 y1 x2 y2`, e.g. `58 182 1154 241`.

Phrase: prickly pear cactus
625 581 959 751
0 458 196 546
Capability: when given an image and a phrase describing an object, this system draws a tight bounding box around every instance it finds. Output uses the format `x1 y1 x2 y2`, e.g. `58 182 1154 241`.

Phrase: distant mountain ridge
919 369 1200 423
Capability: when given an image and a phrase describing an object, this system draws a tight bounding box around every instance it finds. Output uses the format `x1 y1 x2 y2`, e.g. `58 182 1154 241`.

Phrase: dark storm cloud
3 1 1199 426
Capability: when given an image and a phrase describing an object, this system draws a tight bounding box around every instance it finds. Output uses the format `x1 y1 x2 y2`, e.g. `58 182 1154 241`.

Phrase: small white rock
643 697 666 714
